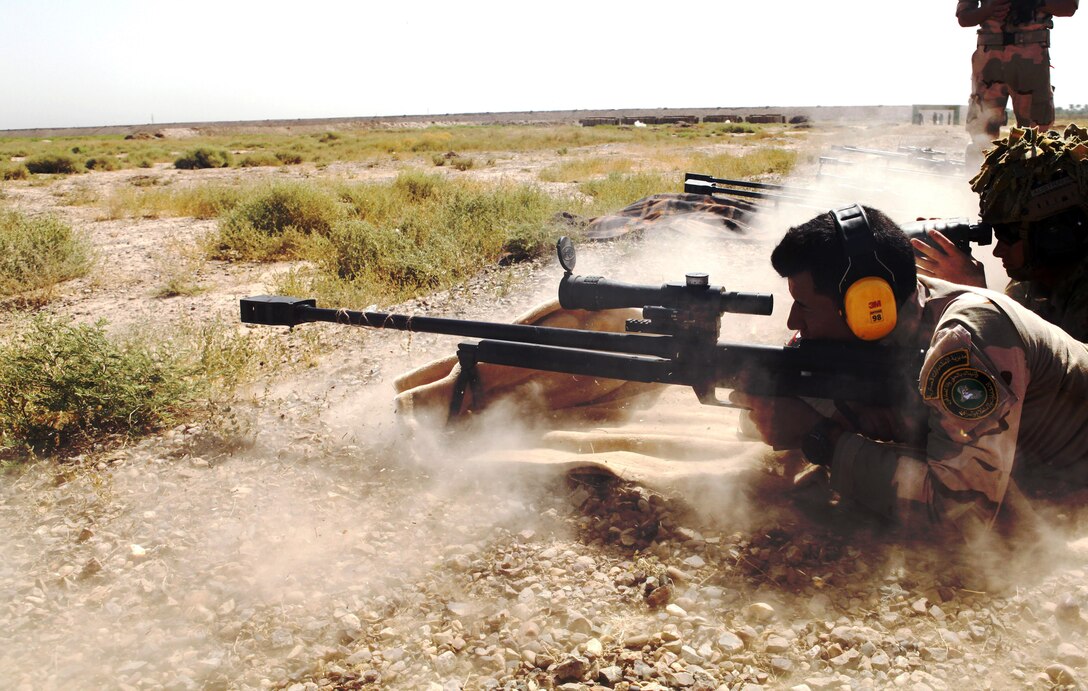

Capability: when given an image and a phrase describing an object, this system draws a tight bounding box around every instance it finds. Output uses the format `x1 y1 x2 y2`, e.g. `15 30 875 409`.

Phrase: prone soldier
733 204 1088 539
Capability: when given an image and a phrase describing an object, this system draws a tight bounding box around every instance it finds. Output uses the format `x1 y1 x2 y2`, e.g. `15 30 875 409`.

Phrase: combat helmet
970 125 1088 266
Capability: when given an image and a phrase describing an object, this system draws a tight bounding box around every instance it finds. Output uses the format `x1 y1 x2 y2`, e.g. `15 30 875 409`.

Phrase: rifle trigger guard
693 386 734 407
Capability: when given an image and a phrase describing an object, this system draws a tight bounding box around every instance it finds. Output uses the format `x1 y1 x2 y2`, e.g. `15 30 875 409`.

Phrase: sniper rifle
240 238 923 421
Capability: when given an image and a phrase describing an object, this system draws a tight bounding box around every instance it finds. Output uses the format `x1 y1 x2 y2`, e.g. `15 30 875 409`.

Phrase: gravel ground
4 122 1088 691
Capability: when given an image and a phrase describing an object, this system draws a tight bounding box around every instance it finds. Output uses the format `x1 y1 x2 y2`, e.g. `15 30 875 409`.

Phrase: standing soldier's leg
1005 44 1055 129
966 48 1011 173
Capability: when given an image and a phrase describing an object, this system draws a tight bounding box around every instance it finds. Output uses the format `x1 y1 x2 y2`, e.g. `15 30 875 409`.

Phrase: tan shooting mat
392 299 783 497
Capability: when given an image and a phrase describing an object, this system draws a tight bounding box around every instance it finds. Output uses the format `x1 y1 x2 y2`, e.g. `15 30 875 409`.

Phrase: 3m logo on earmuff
831 205 898 341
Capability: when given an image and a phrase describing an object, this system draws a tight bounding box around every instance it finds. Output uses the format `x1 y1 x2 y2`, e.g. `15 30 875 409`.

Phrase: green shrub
391 171 442 202
715 123 756 134
0 317 198 453
85 156 121 171
0 210 92 296
577 173 676 214
174 147 232 169
25 153 84 175
450 156 475 171
0 315 286 456
319 219 444 290
238 151 281 167
274 151 304 165
211 182 345 260
298 175 564 303
1 164 29 180
128 153 156 168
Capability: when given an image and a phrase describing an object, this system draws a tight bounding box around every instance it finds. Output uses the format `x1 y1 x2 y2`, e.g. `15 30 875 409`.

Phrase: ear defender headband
831 204 898 341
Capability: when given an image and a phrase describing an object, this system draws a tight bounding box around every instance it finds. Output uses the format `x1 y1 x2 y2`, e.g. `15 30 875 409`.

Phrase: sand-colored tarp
393 300 785 497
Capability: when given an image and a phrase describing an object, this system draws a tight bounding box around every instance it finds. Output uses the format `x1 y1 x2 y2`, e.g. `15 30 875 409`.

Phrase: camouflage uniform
1005 254 1088 340
827 276 1088 532
963 3 1056 152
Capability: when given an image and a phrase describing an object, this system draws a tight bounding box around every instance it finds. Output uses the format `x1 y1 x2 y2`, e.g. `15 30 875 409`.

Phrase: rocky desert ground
3 118 1088 691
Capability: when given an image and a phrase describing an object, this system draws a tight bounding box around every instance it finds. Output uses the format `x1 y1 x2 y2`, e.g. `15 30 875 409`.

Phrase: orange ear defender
830 205 898 341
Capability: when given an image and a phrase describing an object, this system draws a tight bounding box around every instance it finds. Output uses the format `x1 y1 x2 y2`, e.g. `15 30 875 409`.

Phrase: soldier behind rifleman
956 0 1078 168
912 125 1088 342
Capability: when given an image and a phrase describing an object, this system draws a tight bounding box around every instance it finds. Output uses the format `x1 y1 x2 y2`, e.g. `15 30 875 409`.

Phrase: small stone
553 655 589 683
625 633 652 649
718 631 745 653
682 555 706 569
1057 643 1088 667
599 665 623 685
646 585 672 608
771 657 794 674
1047 664 1078 685
745 602 775 623
434 650 457 675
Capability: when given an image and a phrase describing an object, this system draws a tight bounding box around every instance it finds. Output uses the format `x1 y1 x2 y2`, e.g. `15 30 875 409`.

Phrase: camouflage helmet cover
970 124 1088 224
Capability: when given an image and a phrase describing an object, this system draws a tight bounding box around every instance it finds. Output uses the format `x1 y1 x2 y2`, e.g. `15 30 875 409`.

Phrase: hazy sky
4 1 1088 130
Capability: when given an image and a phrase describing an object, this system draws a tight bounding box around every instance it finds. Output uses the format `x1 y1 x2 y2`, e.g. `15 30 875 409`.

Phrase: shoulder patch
939 367 999 419
922 348 970 400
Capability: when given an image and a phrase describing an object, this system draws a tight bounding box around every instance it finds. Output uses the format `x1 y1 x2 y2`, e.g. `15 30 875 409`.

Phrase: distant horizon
0 104 946 136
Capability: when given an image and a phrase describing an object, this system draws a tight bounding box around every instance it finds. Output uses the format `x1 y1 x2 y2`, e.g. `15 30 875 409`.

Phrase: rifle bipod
448 343 484 422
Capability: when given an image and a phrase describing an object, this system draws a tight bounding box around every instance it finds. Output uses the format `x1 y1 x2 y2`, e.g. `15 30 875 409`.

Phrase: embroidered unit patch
939 367 999 419
923 348 970 399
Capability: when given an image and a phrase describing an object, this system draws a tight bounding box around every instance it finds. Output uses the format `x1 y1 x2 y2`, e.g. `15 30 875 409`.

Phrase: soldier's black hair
770 206 917 307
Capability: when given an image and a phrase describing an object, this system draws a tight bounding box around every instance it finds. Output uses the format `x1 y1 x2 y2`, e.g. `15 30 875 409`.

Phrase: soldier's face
993 237 1029 280
785 271 856 341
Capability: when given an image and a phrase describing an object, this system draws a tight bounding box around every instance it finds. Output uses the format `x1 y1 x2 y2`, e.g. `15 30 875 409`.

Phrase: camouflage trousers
965 42 1054 150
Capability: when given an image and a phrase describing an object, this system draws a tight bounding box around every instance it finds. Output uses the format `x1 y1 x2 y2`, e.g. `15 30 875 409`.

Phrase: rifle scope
558 273 773 316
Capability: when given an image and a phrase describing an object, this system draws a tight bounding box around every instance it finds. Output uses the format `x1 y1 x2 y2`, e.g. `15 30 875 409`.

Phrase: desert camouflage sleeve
827 296 1028 531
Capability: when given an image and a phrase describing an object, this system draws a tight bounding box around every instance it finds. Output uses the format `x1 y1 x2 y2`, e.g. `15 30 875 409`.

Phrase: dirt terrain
3 121 1088 691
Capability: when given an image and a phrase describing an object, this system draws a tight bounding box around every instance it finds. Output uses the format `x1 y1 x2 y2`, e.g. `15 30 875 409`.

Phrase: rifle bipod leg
448 343 484 423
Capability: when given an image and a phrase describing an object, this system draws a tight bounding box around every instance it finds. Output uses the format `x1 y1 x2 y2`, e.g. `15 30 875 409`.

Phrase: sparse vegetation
238 151 282 168
1 163 29 180
0 316 284 455
0 209 92 298
102 184 244 220
174 147 232 169
209 182 346 261
85 156 121 171
539 156 636 182
577 172 677 212
25 153 83 175
209 172 577 304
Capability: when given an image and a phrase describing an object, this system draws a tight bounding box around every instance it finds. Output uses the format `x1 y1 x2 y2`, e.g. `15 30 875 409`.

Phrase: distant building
745 114 787 124
912 105 962 126
703 114 745 123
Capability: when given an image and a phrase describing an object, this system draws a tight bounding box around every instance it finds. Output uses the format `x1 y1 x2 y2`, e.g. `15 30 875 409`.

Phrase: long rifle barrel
240 295 679 358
